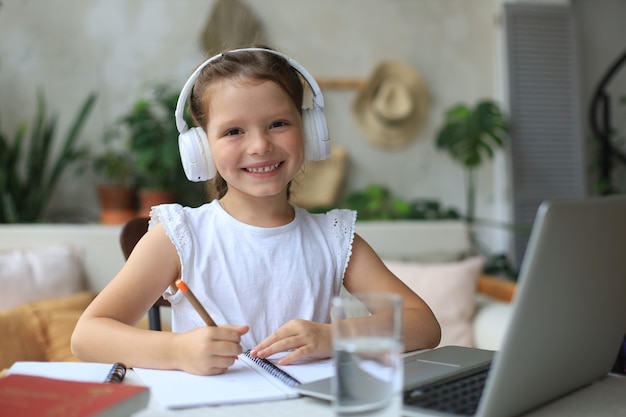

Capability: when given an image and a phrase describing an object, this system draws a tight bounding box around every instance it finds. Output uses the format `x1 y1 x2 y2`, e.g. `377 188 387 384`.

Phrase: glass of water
331 292 403 416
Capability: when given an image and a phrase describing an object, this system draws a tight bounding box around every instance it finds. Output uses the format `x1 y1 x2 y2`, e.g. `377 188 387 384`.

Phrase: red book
0 374 149 417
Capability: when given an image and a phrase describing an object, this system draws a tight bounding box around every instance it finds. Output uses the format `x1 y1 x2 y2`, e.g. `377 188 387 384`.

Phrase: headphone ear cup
302 108 330 161
178 127 217 181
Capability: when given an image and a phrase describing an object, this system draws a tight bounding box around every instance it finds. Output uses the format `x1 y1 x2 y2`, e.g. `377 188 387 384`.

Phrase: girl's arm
71 224 247 375
342 234 441 351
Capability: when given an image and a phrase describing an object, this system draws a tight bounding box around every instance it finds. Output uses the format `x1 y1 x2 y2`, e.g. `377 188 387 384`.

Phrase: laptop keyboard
403 368 490 416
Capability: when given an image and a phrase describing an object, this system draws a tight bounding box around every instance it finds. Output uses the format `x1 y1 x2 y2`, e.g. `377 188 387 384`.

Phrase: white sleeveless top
149 200 356 349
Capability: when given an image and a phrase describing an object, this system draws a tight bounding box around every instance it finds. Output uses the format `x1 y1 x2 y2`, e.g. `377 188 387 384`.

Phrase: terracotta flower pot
97 185 137 224
138 189 177 217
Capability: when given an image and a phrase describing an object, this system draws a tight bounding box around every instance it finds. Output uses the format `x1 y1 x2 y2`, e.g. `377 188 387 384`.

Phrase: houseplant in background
115 83 191 216
342 185 459 220
92 130 137 224
0 90 96 223
435 99 508 225
435 99 519 278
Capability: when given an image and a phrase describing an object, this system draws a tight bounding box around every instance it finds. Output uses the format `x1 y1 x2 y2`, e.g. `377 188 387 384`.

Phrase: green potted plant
436 99 518 277
117 83 188 216
92 130 137 224
435 99 508 224
342 185 460 220
343 185 411 220
0 90 96 223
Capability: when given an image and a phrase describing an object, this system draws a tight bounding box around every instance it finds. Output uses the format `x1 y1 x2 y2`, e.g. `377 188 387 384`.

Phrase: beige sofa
0 220 514 369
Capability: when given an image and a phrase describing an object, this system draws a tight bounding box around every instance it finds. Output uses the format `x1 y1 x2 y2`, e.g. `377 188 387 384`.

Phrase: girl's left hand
249 319 332 365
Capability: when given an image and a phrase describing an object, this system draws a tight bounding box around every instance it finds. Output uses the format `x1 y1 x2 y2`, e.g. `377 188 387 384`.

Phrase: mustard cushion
0 292 96 369
27 291 96 312
0 303 47 369
0 291 167 369
36 309 86 362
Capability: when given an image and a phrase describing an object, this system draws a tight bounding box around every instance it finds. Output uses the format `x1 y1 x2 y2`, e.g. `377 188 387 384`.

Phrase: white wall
1 1 507 245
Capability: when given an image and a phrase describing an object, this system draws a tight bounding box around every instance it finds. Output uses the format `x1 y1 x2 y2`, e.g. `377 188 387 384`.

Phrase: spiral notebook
134 350 333 409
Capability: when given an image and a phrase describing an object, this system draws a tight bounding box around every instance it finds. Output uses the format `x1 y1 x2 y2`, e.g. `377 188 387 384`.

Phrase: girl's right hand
173 325 249 375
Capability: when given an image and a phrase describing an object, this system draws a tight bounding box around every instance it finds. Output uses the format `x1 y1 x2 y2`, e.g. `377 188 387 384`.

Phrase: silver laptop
297 196 626 416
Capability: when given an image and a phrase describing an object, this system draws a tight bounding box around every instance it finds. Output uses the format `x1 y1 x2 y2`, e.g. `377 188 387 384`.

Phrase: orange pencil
175 279 217 327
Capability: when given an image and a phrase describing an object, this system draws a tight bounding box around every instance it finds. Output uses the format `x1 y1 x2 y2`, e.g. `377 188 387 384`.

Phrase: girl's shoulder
323 207 357 227
148 201 219 242
295 206 356 224
149 201 217 227
295 206 357 239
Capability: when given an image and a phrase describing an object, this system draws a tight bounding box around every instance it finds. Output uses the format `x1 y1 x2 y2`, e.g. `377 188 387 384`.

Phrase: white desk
129 371 626 417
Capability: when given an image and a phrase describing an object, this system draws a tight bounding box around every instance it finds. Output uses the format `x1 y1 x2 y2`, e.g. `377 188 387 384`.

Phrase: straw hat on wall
352 61 429 149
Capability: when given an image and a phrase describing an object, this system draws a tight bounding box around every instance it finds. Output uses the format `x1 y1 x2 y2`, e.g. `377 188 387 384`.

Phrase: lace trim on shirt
149 203 192 299
327 208 357 284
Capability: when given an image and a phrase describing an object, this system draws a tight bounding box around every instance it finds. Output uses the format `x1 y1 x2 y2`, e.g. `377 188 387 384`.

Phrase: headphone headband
176 48 330 182
175 48 325 134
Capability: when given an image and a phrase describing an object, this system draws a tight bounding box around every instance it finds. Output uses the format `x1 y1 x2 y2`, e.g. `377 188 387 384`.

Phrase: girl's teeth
247 163 280 173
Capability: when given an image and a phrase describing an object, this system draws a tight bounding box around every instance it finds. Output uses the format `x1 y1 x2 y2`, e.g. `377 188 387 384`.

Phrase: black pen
104 362 127 384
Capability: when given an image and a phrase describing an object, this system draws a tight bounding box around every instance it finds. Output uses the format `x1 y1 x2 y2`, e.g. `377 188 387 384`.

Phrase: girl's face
205 78 305 200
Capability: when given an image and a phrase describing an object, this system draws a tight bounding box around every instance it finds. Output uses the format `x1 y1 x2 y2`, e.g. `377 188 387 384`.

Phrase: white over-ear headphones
175 48 330 182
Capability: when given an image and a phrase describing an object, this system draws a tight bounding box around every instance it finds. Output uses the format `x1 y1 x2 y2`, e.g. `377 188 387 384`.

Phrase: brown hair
188 48 305 199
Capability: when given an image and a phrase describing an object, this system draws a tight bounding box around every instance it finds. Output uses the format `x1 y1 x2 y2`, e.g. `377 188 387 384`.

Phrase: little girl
72 47 440 375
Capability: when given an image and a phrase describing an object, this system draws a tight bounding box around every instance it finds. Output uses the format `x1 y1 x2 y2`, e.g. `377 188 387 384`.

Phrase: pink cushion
384 256 484 347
